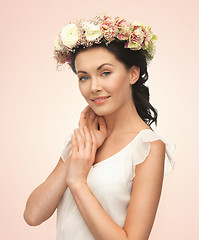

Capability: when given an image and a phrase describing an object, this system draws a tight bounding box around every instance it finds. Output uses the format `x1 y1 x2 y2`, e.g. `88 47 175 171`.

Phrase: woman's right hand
78 105 107 149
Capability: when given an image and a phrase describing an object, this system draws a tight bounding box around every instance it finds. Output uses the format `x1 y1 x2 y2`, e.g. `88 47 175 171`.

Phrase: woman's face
75 47 139 116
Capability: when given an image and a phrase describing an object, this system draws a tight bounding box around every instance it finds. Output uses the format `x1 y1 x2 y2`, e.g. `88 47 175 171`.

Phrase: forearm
24 158 68 226
69 182 128 240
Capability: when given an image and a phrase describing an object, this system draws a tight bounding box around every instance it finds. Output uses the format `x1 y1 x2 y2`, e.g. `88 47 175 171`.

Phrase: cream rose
83 22 103 41
60 23 79 48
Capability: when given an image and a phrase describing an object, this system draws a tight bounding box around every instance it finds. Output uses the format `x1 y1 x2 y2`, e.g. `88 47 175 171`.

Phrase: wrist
68 180 87 192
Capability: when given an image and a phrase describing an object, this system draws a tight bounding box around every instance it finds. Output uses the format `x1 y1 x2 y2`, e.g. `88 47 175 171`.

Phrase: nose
90 77 102 93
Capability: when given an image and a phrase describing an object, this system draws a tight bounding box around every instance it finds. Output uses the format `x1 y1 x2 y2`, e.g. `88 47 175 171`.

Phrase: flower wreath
53 13 158 70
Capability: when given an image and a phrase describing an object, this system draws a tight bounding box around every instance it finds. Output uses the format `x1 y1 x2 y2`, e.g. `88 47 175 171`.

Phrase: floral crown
53 13 158 70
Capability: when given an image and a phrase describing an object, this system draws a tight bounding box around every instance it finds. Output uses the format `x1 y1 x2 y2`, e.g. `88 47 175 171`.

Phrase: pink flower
127 25 144 50
54 14 158 67
114 17 130 40
100 16 117 41
141 26 153 49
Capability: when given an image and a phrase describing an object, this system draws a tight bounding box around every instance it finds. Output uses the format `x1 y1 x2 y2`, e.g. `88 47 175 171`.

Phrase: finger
71 134 78 156
86 107 93 118
79 113 86 128
85 107 93 128
89 109 96 122
98 116 107 135
83 126 92 157
79 107 89 137
78 125 85 143
88 110 96 128
93 115 99 129
90 130 98 159
78 105 90 126
81 106 91 127
80 105 90 119
74 129 84 153
78 126 85 141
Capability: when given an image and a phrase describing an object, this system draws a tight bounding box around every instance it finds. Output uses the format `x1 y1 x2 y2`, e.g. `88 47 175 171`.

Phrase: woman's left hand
65 126 97 187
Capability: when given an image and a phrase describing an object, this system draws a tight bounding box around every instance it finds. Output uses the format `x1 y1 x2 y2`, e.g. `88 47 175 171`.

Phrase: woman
24 13 176 240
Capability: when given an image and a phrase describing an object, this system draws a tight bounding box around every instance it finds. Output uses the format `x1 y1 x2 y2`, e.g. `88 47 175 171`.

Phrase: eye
79 76 88 81
102 71 111 76
79 72 111 82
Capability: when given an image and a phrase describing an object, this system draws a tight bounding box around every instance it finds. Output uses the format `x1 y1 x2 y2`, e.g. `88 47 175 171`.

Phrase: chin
88 101 116 117
92 108 113 117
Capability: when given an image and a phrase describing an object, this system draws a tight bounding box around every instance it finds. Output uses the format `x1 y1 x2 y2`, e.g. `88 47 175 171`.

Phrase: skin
65 47 166 239
24 47 166 240
75 47 148 138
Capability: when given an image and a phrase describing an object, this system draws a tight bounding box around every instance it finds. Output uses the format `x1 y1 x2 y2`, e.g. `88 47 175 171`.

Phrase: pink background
1 0 198 239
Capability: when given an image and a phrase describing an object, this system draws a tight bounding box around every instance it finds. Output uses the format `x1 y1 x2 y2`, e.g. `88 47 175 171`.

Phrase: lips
91 96 110 101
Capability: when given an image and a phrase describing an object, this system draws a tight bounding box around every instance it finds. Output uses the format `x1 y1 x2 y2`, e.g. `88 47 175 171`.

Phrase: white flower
54 36 63 50
60 23 79 48
83 22 103 41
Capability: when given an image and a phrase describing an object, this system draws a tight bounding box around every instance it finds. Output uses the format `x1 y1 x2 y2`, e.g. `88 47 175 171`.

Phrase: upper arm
123 140 166 240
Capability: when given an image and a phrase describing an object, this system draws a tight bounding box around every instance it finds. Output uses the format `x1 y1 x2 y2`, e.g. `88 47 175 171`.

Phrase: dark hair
68 40 158 129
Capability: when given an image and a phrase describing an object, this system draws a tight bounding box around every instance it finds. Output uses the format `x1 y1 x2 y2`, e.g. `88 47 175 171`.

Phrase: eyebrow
77 63 115 74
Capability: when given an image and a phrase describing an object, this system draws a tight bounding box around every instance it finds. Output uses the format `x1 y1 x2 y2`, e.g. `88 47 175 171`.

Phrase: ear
129 66 140 85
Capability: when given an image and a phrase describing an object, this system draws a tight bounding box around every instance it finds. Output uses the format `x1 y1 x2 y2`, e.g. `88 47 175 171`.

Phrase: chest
93 134 137 166
93 145 115 166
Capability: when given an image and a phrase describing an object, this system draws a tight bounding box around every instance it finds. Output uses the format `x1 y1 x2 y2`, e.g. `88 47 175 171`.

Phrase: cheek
79 84 89 98
108 75 126 92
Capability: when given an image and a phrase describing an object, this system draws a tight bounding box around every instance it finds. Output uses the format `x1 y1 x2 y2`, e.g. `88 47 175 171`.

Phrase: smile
92 96 110 105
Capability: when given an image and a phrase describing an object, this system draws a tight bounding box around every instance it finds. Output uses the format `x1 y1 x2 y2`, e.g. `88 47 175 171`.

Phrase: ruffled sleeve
60 129 74 162
129 130 176 180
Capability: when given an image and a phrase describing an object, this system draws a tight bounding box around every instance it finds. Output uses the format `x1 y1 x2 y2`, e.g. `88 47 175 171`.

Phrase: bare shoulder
122 139 166 239
150 139 166 155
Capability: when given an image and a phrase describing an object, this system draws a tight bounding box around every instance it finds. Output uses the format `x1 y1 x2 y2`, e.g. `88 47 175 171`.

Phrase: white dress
56 128 176 240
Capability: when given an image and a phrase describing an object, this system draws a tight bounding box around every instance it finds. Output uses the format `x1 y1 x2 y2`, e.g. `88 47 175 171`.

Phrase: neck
103 98 146 138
